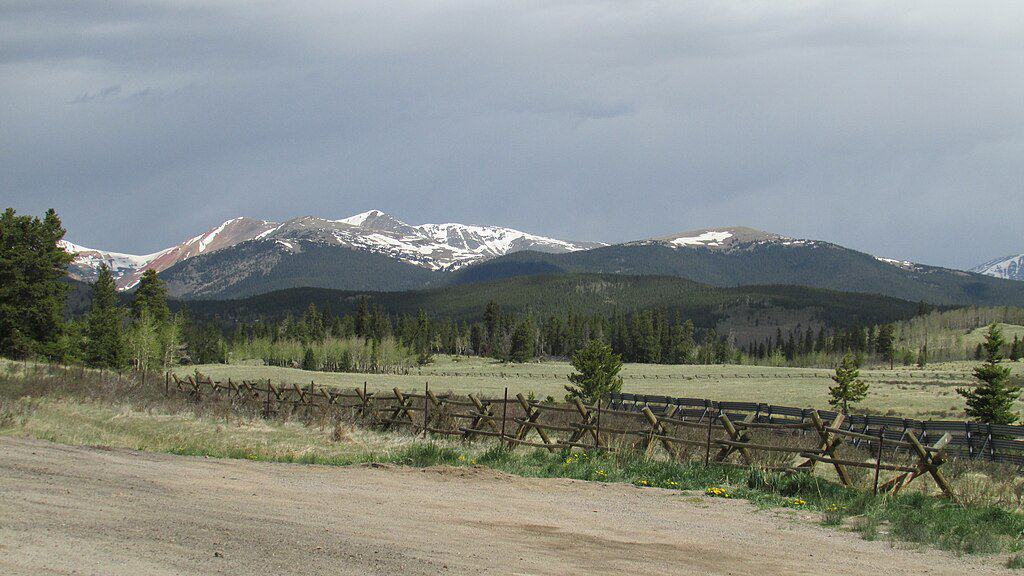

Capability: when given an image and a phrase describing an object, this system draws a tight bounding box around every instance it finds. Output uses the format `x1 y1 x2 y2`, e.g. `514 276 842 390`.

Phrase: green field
176 355 1024 419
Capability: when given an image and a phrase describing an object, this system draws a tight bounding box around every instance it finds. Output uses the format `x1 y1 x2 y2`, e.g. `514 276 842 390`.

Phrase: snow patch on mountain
972 254 1024 281
670 230 733 247
336 210 384 227
876 256 918 270
60 240 168 270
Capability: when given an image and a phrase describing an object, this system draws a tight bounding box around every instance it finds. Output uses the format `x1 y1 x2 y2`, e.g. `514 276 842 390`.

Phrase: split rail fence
609 393 1024 467
167 372 974 498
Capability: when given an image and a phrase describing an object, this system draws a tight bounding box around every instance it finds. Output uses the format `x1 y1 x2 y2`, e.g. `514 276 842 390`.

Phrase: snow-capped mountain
972 254 1024 281
63 217 280 289
62 211 601 290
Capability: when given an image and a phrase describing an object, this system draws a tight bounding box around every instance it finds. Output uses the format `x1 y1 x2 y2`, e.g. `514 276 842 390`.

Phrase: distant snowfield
670 230 733 247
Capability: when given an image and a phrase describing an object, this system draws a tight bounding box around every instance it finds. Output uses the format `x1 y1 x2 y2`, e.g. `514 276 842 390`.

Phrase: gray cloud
2 1 1023 268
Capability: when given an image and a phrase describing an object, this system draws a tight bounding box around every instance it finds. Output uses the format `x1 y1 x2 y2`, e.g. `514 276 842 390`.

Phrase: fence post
423 382 429 439
500 387 508 441
873 427 885 496
704 404 715 467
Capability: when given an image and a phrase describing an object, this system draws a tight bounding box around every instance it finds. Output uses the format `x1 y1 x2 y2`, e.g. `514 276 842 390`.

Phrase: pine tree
0 208 74 358
131 269 170 323
828 353 869 414
414 309 432 365
85 264 127 369
916 343 928 368
1011 335 1021 362
509 317 536 363
564 340 623 404
957 324 1021 425
875 324 896 369
483 300 501 358
302 347 317 371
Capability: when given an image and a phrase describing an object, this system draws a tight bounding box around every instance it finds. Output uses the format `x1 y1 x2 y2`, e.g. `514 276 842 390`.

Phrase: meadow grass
5 360 1024 560
179 355 1024 418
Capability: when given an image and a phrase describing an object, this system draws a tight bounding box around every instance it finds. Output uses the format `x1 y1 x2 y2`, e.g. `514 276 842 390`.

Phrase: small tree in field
564 340 623 404
958 324 1020 425
828 353 869 414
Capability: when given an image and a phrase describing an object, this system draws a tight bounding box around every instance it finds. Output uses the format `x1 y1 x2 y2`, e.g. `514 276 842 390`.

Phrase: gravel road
0 437 1011 575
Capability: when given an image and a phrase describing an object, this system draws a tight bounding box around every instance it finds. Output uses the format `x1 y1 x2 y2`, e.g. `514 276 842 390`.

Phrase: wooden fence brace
878 432 955 499
873 427 884 496
797 411 852 487
462 394 500 440
713 413 754 465
510 393 558 452
595 398 601 449
500 387 508 441
641 406 676 457
423 382 429 439
570 398 604 448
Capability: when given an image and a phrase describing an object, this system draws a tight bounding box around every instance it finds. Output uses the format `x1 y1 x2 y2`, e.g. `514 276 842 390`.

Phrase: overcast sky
3 1 1023 268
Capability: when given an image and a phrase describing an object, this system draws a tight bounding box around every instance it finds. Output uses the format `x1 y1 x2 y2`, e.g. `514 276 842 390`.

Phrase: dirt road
0 437 1011 575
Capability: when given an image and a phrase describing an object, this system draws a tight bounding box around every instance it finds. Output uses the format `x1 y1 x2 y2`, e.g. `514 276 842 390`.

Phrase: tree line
224 298 921 369
2 207 1020 425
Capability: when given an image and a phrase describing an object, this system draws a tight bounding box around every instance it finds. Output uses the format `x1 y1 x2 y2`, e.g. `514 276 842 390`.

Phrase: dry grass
178 355 1024 419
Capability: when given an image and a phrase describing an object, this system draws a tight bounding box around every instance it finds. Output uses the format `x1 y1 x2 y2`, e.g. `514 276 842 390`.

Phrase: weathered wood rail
168 372 960 498
608 392 1024 467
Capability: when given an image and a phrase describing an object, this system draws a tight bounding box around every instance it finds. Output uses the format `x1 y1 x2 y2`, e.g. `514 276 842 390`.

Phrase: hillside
173 273 923 341
451 233 1024 307
160 242 444 299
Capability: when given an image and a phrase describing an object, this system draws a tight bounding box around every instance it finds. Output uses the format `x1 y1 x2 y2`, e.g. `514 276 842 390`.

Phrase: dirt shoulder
0 437 1011 575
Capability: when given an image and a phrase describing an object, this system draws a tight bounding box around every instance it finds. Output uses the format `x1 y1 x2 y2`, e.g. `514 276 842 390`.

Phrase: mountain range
62 211 1024 306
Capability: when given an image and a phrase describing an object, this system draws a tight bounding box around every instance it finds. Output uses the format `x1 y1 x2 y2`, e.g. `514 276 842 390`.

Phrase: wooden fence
609 393 1024 466
168 372 959 498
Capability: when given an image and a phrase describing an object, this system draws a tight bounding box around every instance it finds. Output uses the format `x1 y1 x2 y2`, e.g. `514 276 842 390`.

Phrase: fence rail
608 392 1024 466
167 372 977 498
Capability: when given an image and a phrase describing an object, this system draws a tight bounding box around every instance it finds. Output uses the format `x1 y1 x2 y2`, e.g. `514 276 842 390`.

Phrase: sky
3 1 1023 269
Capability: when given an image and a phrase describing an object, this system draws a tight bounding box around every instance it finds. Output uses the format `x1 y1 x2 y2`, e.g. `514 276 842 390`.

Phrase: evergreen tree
0 208 74 358
916 343 928 368
483 300 501 358
876 324 896 369
564 340 623 404
302 347 317 371
957 324 1020 425
85 264 127 369
131 269 170 323
355 297 370 339
414 309 432 365
828 353 869 414
509 317 536 363
1011 335 1021 362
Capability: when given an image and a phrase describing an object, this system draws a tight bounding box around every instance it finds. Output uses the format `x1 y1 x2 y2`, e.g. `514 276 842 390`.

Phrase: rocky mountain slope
63 210 599 292
972 253 1024 282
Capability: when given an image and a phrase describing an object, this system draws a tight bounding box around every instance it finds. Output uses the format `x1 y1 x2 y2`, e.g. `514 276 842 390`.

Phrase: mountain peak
652 226 787 248
336 209 406 229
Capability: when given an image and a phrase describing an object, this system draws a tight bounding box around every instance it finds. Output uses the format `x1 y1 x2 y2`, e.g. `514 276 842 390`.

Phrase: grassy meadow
5 359 1024 562
176 354 1024 419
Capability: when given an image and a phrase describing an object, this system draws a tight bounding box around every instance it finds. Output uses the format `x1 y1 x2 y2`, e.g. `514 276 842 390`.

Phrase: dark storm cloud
2 1 1022 268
